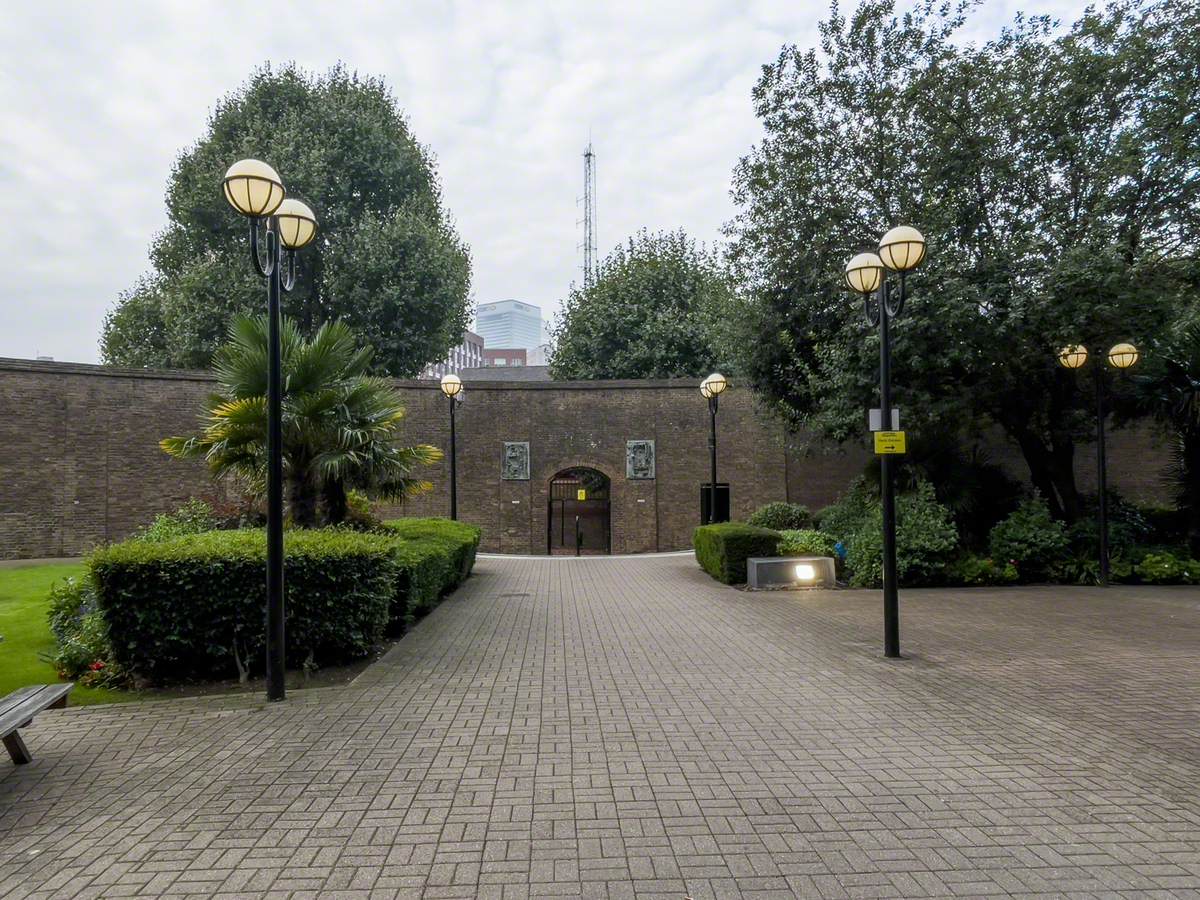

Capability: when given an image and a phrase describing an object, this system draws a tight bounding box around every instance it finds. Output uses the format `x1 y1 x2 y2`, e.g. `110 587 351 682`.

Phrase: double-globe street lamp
1058 341 1140 586
222 158 319 702
700 373 729 524
844 226 927 659
440 374 464 520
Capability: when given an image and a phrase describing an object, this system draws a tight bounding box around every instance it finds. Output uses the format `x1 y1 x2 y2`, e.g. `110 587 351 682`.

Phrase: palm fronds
161 314 441 524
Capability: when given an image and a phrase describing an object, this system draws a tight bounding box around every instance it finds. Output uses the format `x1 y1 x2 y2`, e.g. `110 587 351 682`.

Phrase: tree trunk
1010 424 1068 520
289 477 319 528
1046 427 1082 523
323 479 349 526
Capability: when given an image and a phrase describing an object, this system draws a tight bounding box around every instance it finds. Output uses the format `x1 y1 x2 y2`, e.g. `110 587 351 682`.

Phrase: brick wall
0 358 1174 559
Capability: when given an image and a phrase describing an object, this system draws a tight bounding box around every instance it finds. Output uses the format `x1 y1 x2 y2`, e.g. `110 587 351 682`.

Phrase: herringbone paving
2 555 1199 898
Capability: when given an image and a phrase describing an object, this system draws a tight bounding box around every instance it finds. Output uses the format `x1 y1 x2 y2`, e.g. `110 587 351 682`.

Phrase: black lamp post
700 372 728 524
222 159 318 702
844 226 926 659
1058 341 1140 586
440 374 463 520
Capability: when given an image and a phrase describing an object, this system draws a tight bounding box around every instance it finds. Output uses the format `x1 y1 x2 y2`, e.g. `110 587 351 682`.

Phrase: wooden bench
1 684 73 764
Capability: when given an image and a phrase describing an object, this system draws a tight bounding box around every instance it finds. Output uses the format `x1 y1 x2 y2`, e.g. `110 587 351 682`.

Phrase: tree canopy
101 64 471 376
549 229 731 380
724 0 1200 520
1134 309 1200 554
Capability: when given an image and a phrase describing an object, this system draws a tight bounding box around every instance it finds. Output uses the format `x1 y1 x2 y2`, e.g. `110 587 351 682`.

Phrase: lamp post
844 225 926 659
222 159 318 702
440 374 463 520
1058 341 1140 586
700 373 728 524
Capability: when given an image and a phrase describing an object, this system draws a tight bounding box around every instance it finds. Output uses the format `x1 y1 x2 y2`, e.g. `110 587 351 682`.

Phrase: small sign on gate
576 489 587 501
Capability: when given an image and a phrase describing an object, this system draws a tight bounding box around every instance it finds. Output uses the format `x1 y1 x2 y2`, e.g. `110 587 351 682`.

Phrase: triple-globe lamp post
700 373 728 524
844 226 926 659
1057 341 1140 586
222 158 318 703
440 374 464 520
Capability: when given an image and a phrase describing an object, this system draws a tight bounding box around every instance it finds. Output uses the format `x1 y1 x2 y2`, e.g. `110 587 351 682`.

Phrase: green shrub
845 481 958 587
947 554 1019 587
1138 504 1189 544
389 541 452 625
904 444 1022 549
343 489 383 530
90 530 400 684
382 518 482 626
776 529 837 558
747 502 812 531
693 523 780 584
135 498 218 542
817 477 877 543
1050 551 1135 585
47 575 94 644
45 576 128 688
1067 493 1151 555
988 497 1069 581
1134 551 1200 584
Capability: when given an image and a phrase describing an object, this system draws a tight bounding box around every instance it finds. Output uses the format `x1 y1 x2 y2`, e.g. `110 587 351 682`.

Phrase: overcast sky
0 0 1088 363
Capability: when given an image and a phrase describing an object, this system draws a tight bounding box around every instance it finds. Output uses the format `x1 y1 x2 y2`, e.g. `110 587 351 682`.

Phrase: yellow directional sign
874 431 907 455
576 489 587 501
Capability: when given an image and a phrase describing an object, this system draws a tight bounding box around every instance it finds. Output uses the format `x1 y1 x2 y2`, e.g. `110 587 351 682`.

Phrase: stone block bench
2 684 73 764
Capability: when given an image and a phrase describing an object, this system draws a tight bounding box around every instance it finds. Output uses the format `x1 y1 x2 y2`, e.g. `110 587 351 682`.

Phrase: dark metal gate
548 468 611 555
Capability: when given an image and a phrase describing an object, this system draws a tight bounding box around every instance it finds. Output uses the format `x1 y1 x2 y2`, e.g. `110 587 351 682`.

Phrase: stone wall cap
0 357 216 382
0 357 722 392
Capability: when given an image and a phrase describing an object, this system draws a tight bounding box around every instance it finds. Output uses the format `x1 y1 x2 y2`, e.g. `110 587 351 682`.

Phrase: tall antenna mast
582 142 597 286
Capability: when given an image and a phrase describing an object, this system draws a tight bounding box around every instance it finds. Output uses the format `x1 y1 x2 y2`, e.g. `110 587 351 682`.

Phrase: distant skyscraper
475 300 542 349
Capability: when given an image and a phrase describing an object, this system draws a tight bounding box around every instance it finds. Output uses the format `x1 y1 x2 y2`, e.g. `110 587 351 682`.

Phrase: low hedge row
382 518 482 627
693 523 781 584
91 530 398 683
89 520 481 685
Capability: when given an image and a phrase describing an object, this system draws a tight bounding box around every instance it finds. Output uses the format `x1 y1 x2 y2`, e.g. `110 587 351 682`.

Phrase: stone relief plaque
501 442 530 480
626 440 655 479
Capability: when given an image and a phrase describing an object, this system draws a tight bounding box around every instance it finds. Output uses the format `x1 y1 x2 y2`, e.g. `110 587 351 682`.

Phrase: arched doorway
548 467 611 554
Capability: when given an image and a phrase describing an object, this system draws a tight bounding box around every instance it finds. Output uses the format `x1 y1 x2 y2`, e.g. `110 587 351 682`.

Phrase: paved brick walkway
3 555 1200 899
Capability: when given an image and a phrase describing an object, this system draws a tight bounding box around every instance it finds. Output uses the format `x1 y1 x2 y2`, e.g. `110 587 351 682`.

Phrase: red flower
89 661 105 671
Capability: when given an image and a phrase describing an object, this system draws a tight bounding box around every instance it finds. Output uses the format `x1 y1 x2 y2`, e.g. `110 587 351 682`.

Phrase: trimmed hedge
90 530 400 683
693 523 781 584
384 518 480 587
382 518 482 626
88 519 482 684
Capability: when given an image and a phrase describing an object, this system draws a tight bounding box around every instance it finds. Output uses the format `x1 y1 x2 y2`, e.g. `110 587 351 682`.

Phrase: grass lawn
0 563 133 706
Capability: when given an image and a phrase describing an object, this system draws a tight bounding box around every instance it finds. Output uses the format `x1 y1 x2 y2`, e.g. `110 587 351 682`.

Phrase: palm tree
1135 313 1200 555
162 315 441 527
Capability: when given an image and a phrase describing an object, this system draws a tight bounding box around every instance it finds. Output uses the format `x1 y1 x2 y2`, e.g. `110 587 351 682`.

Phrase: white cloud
0 0 1089 362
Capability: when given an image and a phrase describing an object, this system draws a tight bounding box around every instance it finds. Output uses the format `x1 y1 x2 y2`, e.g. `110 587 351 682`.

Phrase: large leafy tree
162 315 441 527
725 0 1199 521
1135 312 1200 554
549 230 731 380
102 64 471 376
